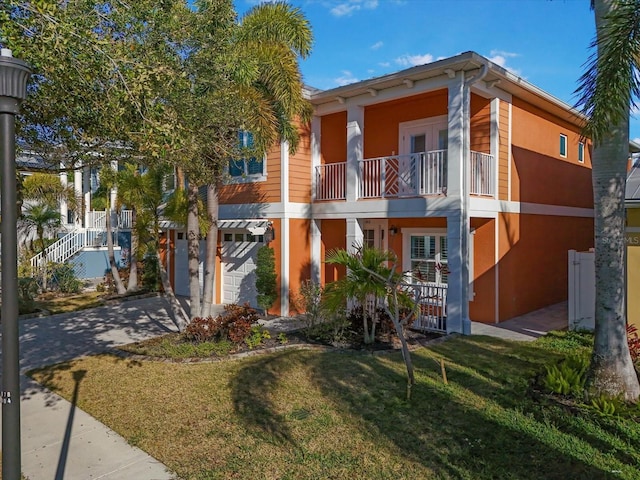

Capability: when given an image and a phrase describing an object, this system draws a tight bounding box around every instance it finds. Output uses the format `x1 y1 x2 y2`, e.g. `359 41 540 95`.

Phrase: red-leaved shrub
628 324 640 363
183 303 260 346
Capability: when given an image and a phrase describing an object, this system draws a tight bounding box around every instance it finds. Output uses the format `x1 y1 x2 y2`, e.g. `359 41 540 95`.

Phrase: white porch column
446 71 472 335
59 164 68 226
311 116 321 200
311 219 322 284
346 104 364 202
73 166 83 228
346 218 363 253
83 166 91 227
491 97 500 197
110 159 118 212
280 140 290 317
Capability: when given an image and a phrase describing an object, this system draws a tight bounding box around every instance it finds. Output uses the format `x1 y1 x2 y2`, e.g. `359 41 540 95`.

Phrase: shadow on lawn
230 337 631 479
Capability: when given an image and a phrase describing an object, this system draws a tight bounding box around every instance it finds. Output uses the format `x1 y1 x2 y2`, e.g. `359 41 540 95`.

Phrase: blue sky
235 0 640 143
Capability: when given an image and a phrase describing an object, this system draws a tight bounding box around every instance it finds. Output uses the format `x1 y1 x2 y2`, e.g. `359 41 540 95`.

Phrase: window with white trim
578 141 585 163
409 234 448 284
228 131 266 181
559 134 567 158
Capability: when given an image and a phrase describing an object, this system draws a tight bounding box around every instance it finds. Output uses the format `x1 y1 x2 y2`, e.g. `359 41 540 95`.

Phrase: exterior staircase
30 209 132 273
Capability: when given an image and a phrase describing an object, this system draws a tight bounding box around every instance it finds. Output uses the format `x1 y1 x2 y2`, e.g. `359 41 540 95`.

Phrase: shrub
627 324 640 363
255 245 278 314
141 256 161 292
18 277 39 314
589 394 626 417
294 280 324 329
50 262 82 294
245 325 271 350
184 316 220 343
543 354 589 396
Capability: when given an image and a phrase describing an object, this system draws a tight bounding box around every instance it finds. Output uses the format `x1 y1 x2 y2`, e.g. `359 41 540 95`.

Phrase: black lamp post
0 47 31 480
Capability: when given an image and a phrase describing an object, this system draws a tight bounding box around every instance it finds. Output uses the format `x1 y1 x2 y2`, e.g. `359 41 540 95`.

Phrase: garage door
221 231 263 308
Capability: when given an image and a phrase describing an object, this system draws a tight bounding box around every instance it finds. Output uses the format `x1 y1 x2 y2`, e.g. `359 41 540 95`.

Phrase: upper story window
228 131 267 182
578 141 585 163
559 134 568 158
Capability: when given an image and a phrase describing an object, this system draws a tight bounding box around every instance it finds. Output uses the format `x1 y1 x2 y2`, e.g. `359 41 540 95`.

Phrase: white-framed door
220 230 263 307
362 219 388 251
399 117 448 196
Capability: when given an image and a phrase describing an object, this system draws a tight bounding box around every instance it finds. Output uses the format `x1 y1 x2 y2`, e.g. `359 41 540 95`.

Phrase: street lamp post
0 48 31 480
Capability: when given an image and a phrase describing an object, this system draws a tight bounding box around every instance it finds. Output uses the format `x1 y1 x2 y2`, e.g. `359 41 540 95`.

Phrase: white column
73 166 83 228
346 104 364 202
311 219 321 284
491 98 500 197
59 164 68 226
83 166 91 227
446 71 471 335
346 218 363 254
110 159 118 212
311 116 321 200
280 140 290 316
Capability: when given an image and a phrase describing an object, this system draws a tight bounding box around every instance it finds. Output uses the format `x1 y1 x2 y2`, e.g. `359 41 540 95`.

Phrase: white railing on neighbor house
314 150 495 201
315 162 346 201
86 209 133 230
409 282 448 333
470 151 494 196
30 229 112 272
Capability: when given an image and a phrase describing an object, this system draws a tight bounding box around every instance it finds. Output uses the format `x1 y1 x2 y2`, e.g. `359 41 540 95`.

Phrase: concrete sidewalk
471 301 568 341
2 295 181 480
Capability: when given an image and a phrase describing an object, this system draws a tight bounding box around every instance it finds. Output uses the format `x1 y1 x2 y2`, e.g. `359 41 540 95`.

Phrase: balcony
314 150 495 201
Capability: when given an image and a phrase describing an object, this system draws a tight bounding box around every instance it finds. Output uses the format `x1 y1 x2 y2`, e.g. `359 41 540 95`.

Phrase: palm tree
19 203 62 290
575 0 640 401
200 1 313 318
324 245 395 344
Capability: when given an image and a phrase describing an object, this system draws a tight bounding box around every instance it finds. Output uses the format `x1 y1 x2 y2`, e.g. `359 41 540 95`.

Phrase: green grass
119 333 235 358
29 332 640 480
33 291 105 314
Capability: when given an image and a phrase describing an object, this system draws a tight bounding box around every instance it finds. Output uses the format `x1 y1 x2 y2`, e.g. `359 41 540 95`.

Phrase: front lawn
30 333 640 480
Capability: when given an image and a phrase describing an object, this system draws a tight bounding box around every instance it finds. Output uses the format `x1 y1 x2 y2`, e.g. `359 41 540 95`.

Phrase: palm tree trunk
201 183 219 318
187 179 201 319
586 0 640 403
126 207 138 292
106 206 126 295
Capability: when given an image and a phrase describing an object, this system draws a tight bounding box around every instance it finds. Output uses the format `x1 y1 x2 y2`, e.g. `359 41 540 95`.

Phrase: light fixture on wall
389 226 398 236
264 222 275 244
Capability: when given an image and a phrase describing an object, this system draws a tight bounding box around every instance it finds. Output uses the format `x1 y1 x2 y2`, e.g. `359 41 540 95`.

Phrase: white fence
568 249 595 330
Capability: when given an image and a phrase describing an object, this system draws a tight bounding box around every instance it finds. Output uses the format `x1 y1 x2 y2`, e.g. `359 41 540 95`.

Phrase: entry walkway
471 301 568 341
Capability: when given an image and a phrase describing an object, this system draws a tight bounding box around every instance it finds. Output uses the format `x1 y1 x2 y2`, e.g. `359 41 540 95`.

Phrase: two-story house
163 51 594 334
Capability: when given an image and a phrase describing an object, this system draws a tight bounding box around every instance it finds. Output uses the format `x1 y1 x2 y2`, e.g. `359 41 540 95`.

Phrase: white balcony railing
314 150 494 201
470 151 494 196
409 282 448 333
315 163 346 201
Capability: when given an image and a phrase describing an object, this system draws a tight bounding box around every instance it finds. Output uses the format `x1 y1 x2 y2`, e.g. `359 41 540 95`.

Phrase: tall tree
576 0 640 401
200 1 313 317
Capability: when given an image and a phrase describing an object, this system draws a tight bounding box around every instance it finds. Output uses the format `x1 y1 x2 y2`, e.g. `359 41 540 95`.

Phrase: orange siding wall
321 112 347 165
321 219 346 284
364 89 448 158
498 213 593 321
470 218 496 323
470 94 491 153
288 218 311 313
219 147 282 204
498 100 510 201
510 98 593 207
289 122 313 203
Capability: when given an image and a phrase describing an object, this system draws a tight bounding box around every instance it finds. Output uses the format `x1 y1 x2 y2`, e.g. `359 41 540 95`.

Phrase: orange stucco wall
320 219 346 284
498 212 593 321
288 218 312 314
321 112 348 165
626 209 640 330
510 98 593 207
470 218 496 323
364 89 448 158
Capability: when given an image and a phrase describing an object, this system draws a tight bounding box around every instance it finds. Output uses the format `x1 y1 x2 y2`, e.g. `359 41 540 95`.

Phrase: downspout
460 63 488 334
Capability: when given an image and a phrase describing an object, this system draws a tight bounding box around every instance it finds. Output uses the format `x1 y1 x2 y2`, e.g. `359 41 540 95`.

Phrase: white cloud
330 0 379 17
395 53 434 67
487 49 522 76
371 41 383 50
334 70 359 86
379 61 391 68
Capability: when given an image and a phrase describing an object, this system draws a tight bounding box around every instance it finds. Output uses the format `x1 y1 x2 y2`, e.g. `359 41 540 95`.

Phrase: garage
221 230 264 308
